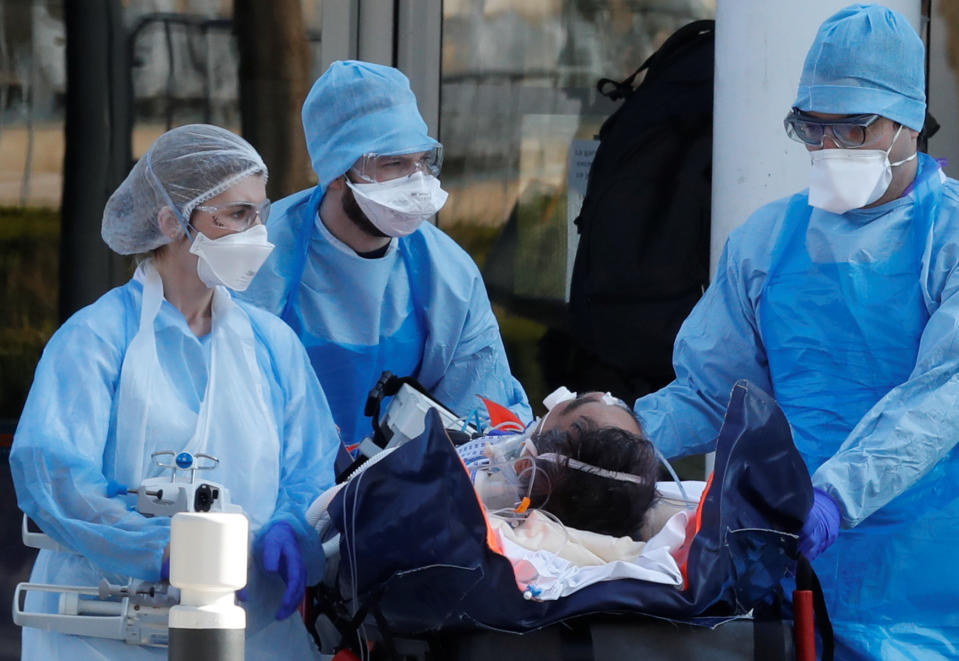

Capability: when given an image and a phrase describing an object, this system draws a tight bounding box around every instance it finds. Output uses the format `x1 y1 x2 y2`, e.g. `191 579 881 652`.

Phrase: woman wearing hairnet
10 124 340 659
635 5 959 658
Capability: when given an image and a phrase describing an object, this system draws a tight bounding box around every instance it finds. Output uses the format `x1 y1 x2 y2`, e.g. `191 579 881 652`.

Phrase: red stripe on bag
677 472 714 589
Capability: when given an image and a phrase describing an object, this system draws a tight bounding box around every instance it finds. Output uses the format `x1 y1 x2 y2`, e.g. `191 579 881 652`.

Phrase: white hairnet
102 124 268 255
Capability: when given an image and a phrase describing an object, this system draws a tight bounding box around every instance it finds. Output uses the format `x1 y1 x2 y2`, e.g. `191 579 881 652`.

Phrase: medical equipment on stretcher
338 371 481 478
13 450 243 649
368 371 479 446
377 381 478 447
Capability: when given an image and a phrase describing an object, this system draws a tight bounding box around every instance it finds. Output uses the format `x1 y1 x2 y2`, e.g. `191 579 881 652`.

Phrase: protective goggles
193 199 271 232
783 109 882 148
349 145 443 183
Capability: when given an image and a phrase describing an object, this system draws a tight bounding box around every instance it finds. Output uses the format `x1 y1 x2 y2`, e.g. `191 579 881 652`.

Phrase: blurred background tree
234 0 314 200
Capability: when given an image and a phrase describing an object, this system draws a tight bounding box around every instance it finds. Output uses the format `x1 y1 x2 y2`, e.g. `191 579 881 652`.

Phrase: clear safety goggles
193 199 271 233
349 145 443 183
784 109 883 149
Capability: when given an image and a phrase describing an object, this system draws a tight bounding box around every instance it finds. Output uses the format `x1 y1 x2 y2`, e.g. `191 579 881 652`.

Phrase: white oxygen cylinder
168 512 249 661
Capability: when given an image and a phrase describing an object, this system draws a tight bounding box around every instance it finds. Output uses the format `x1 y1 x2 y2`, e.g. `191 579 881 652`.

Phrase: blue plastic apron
760 154 959 658
280 188 426 447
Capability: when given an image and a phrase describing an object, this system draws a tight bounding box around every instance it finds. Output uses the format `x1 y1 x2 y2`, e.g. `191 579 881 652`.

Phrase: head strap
535 452 648 485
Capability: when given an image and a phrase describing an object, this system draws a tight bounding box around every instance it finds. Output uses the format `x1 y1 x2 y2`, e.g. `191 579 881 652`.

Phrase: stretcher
307 380 831 660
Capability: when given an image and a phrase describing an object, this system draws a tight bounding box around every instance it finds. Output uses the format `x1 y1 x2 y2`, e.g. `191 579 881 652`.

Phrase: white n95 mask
346 170 449 237
189 223 275 291
808 125 915 214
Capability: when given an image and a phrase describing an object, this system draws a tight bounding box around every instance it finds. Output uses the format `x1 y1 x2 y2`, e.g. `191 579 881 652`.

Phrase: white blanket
491 508 689 600
489 480 707 600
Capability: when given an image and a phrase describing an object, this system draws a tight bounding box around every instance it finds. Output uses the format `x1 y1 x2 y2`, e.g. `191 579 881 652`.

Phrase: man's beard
342 185 390 239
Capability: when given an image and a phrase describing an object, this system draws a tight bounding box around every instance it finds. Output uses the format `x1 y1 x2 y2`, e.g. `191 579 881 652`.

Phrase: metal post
60 0 132 322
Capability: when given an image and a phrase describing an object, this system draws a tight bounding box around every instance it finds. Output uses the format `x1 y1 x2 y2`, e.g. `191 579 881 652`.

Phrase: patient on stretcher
455 389 701 597
458 390 670 540
307 387 702 601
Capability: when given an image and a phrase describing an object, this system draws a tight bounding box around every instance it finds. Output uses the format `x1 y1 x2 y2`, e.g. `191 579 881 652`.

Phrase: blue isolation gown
241 186 532 448
11 262 341 660
635 154 959 659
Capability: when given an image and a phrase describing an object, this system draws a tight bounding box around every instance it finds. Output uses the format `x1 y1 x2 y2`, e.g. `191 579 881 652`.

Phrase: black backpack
568 20 715 394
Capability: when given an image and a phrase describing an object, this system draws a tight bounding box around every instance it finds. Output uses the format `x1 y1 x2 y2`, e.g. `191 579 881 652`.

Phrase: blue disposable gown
241 187 532 448
636 154 959 659
11 267 340 660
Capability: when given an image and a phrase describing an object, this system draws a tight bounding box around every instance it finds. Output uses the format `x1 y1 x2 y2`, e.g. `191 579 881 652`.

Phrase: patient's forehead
540 391 642 435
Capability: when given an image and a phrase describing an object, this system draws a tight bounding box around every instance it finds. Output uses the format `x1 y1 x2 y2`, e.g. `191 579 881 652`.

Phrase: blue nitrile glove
260 522 306 620
798 488 841 561
106 480 128 497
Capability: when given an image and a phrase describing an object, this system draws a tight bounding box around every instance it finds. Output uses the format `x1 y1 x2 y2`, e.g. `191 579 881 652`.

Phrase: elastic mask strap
887 125 917 168
521 437 538 458
536 452 648 485
146 151 194 241
891 151 918 168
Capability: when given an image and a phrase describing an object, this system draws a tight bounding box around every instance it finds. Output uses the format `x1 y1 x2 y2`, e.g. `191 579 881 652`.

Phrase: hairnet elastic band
181 164 268 221
144 151 194 240
535 452 648 485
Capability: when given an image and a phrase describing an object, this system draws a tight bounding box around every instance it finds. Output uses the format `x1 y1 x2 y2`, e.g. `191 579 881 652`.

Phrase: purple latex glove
260 522 306 620
798 488 841 561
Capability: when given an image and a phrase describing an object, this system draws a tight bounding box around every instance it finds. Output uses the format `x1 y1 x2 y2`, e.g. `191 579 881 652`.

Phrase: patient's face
538 391 642 436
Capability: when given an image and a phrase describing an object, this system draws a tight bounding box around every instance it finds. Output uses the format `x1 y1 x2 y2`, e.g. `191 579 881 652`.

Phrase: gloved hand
798 488 841 561
161 544 171 581
260 522 305 620
106 480 128 497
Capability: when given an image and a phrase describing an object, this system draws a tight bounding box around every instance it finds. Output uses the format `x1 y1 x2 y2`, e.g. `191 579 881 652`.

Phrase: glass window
929 0 959 178
440 1 715 309
0 0 64 422
439 0 715 406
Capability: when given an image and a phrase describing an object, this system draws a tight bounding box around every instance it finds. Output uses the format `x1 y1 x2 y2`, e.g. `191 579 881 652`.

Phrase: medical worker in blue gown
240 61 531 449
10 124 340 660
634 5 959 659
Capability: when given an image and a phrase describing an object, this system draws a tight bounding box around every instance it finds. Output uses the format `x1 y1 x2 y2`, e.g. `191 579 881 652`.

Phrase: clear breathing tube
654 446 695 509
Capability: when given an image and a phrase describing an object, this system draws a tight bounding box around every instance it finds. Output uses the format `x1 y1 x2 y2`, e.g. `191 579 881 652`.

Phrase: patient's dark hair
525 421 658 539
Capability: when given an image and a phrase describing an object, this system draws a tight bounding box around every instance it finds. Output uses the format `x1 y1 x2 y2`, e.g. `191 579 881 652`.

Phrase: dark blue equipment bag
315 381 817 655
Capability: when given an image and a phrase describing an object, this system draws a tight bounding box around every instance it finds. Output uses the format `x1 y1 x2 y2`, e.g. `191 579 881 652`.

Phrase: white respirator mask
189 224 275 292
808 125 916 214
345 170 449 237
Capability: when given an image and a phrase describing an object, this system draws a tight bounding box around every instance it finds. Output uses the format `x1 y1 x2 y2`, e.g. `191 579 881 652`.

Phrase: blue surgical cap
302 60 440 190
794 4 926 130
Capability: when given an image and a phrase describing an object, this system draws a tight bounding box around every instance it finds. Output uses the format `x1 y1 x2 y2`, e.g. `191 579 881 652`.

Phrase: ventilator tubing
168 512 249 661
